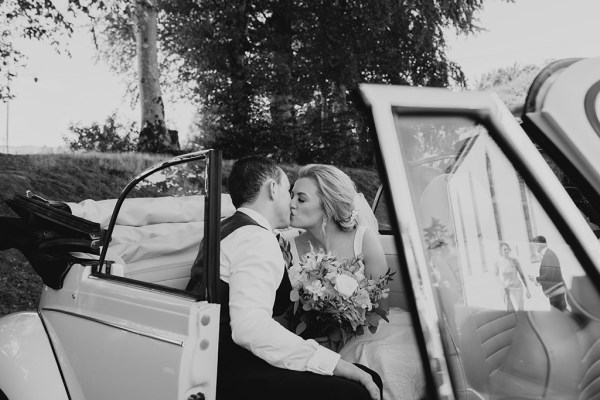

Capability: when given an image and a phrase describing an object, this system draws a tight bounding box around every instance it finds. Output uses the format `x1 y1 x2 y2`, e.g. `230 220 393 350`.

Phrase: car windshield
391 112 600 399
81 154 226 293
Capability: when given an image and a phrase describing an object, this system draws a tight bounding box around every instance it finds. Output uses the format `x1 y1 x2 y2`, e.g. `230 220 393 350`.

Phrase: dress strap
289 236 301 268
354 225 367 257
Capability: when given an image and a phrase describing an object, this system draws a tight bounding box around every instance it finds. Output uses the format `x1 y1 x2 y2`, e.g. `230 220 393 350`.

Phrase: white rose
306 280 326 300
324 271 338 282
303 258 318 271
354 265 366 283
354 289 373 310
335 274 359 298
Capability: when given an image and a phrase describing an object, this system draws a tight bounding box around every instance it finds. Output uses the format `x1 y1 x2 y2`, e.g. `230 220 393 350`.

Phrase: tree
284 0 482 165
96 0 183 154
475 62 544 111
100 0 504 165
63 113 138 152
0 0 104 101
132 0 180 154
156 0 261 158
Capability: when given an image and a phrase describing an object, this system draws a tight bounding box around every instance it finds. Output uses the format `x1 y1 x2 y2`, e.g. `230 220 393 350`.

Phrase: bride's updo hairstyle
298 164 358 232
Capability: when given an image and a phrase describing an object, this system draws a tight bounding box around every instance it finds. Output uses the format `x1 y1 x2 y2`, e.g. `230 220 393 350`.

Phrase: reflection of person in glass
493 242 531 311
532 235 566 311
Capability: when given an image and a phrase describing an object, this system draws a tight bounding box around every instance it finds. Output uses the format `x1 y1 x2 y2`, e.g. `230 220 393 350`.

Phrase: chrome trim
86 273 199 301
41 308 184 346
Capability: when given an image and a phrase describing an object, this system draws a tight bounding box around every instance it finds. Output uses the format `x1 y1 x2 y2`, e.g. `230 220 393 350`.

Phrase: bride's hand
333 359 380 400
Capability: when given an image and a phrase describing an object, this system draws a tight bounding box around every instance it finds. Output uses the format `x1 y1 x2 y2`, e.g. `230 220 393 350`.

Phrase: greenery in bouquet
287 245 395 351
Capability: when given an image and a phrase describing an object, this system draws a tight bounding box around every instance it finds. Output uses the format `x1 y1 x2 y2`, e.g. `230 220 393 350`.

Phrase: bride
288 164 425 400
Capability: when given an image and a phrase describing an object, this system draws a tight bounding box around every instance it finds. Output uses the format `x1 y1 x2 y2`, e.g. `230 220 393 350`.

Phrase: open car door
360 83 600 400
33 150 223 400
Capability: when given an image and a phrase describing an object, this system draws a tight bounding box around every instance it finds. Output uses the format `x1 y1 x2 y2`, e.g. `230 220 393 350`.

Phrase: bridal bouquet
287 246 394 350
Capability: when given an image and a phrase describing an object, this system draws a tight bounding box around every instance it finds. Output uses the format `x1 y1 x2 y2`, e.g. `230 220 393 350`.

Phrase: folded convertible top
1 192 106 289
7 192 104 241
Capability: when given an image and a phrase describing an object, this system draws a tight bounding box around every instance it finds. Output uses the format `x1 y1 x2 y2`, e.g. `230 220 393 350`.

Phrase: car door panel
40 264 219 400
18 150 224 400
361 83 600 400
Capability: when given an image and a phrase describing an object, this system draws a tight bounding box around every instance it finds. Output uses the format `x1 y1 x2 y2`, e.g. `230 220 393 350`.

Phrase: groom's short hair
228 156 283 208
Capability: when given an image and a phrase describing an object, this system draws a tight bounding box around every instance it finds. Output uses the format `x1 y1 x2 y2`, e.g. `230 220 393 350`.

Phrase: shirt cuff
304 340 341 375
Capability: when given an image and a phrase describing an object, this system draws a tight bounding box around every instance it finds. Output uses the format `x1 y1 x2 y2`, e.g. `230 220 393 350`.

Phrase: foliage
97 0 498 166
63 113 138 152
423 217 449 249
287 246 394 350
0 0 105 101
134 162 207 196
475 62 544 110
0 249 43 317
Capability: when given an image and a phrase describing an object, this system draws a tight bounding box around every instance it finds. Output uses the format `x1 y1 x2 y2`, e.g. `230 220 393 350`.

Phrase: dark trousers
217 341 383 400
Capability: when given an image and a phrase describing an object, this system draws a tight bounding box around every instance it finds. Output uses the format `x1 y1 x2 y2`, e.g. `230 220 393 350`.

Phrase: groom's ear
267 179 277 200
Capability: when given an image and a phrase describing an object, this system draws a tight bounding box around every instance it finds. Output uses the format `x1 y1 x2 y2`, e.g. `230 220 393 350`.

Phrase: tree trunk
132 0 179 154
228 0 251 132
331 81 348 122
269 0 296 159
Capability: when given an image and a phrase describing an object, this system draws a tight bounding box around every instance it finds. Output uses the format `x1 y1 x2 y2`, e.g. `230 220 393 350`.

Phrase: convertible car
1 56 600 400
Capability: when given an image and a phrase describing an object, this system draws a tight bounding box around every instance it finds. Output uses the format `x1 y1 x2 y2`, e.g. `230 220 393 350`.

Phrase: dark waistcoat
186 211 292 352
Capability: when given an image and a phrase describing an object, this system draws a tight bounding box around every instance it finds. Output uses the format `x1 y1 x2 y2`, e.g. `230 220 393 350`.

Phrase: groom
532 235 566 311
186 156 381 400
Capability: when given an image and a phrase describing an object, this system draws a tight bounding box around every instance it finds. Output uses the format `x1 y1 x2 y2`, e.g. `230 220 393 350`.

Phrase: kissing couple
187 155 388 400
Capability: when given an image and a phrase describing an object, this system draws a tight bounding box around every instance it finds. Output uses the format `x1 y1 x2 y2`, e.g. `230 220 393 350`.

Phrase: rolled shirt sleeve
223 225 340 375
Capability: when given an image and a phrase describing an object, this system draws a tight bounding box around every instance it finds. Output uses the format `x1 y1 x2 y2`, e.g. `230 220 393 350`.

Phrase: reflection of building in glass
399 113 585 311
408 119 579 310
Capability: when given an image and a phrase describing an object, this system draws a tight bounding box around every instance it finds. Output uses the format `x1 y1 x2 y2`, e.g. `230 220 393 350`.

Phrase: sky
446 0 600 83
1 0 599 150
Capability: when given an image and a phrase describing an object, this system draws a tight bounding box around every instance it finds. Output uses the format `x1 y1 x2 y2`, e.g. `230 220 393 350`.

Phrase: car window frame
91 149 222 304
361 83 600 400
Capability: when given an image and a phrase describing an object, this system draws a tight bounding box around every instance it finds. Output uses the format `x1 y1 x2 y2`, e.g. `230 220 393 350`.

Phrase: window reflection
105 160 212 288
393 113 600 399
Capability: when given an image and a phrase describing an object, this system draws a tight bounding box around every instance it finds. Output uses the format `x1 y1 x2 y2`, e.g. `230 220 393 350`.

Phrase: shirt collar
237 207 273 231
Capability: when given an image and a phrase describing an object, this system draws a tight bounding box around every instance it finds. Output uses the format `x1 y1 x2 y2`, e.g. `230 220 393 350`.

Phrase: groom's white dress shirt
221 207 340 375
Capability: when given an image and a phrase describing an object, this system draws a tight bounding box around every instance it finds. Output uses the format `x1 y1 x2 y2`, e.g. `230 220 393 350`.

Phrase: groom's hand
333 359 380 400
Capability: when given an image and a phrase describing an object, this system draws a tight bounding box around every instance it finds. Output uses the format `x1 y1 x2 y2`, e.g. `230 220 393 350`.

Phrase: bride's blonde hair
298 164 358 232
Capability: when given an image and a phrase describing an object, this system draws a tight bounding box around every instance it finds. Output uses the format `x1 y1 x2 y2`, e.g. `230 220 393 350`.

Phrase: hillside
0 152 381 316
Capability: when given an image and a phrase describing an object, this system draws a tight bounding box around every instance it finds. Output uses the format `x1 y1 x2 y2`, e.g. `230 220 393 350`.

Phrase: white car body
1 57 600 400
0 151 224 400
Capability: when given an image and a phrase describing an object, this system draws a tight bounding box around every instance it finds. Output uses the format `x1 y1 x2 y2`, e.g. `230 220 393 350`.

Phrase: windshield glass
392 112 600 399
83 154 228 292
